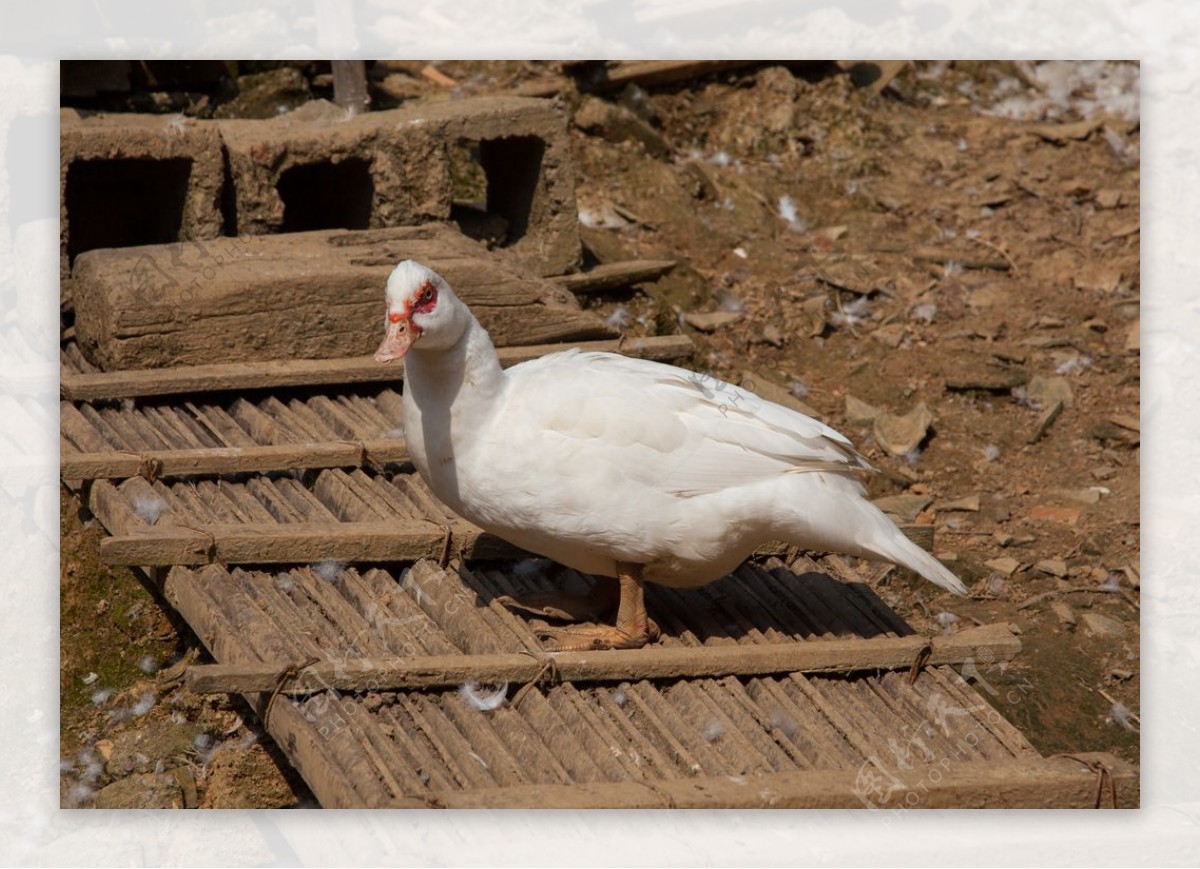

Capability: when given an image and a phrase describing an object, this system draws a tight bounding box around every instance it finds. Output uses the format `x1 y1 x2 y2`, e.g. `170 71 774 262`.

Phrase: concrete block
217 96 581 276
59 110 226 284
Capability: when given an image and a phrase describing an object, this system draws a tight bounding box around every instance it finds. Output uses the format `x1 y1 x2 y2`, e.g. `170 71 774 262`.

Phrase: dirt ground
60 59 1140 807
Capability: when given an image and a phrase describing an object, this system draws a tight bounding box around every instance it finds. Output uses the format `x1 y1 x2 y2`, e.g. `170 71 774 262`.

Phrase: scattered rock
684 311 743 332
1073 265 1122 294
1125 319 1140 353
93 772 187 809
984 556 1021 576
1050 601 1077 629
873 403 932 457
1109 668 1135 682
845 394 882 425
1109 414 1140 434
1081 612 1127 638
814 225 848 241
939 495 980 512
574 97 671 158
1029 505 1081 525
1095 189 1123 209
1052 487 1106 505
761 323 784 347
873 493 933 523
871 322 908 348
1091 466 1117 481
1034 558 1068 578
1027 399 1064 444
1026 375 1074 408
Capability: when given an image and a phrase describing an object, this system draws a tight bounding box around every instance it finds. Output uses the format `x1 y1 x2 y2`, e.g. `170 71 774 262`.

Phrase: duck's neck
404 312 505 410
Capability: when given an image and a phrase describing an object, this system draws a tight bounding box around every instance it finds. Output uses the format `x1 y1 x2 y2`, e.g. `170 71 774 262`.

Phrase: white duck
375 260 967 650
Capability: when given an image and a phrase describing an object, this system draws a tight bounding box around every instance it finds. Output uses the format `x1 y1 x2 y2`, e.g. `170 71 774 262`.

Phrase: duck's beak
374 315 420 363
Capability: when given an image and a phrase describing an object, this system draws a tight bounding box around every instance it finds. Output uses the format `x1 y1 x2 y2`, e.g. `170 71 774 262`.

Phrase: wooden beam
573 60 759 92
100 520 524 566
61 438 410 482
61 334 694 401
412 752 1138 809
186 622 1021 694
552 259 676 295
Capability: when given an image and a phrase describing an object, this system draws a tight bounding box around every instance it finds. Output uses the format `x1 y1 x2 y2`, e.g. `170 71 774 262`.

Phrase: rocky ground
60 59 1140 807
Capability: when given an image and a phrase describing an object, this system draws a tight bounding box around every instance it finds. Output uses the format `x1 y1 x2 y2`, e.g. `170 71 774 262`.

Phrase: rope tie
263 655 321 731
908 640 933 685
1062 754 1119 808
511 649 560 708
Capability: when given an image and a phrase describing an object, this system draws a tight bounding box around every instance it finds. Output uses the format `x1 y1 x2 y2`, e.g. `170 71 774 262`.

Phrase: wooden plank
100 520 524 566
185 622 1021 694
415 752 1138 809
552 259 676 295
61 438 410 482
161 565 389 809
60 334 695 401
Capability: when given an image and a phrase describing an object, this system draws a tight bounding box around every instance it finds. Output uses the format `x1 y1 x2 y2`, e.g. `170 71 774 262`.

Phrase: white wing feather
505 350 871 498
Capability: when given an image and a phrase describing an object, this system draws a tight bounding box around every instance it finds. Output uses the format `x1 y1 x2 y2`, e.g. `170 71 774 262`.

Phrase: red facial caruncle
375 279 437 363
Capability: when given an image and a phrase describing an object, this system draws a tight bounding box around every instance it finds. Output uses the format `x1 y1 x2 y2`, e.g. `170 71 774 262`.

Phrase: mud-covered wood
71 224 614 371
61 439 410 481
186 622 1021 694
100 520 524 566
419 752 1138 809
61 333 694 401
553 259 677 294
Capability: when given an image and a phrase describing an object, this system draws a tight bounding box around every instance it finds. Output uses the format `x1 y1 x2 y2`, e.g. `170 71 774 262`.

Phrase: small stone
873 403 932 457
1073 265 1122 293
871 323 908 348
1081 612 1126 638
93 772 186 809
685 311 743 332
1049 601 1077 629
934 551 958 562
761 323 784 347
1095 189 1122 209
1052 487 1105 505
1091 466 1117 481
845 394 882 425
1109 669 1135 682
1034 559 1068 578
1027 375 1074 408
993 531 1013 547
815 225 848 241
1027 400 1064 444
1109 414 1140 433
872 493 933 524
574 96 671 158
984 556 1021 577
1125 320 1140 353
1029 505 1081 525
939 495 981 513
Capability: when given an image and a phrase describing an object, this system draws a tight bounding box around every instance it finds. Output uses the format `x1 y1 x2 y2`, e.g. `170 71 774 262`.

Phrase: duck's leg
535 563 660 651
495 575 619 623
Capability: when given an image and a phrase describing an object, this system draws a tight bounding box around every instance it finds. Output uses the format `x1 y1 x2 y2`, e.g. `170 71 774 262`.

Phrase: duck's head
374 260 467 362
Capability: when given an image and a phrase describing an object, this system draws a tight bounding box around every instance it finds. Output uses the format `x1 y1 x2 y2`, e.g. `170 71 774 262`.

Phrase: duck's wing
503 351 872 498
